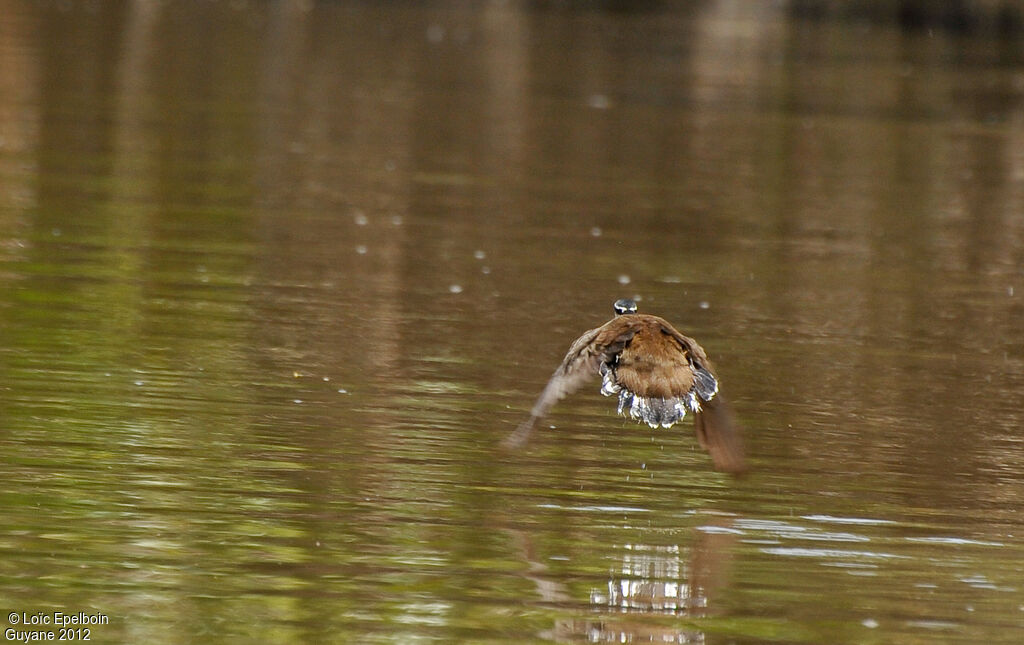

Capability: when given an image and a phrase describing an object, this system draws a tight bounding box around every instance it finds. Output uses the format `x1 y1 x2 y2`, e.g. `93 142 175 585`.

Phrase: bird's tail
615 390 692 428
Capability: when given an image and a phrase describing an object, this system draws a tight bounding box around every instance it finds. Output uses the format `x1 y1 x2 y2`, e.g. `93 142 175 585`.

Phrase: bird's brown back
609 315 704 400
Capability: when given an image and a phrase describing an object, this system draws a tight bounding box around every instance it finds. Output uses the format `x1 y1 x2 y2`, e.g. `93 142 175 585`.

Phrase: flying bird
503 298 746 474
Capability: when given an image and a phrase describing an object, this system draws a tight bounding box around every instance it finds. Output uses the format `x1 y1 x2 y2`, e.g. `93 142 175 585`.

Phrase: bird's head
613 298 638 316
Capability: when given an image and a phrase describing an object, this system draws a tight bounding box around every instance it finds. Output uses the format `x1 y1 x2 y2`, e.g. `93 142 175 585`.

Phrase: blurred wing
502 322 638 449
665 324 745 473
693 394 747 474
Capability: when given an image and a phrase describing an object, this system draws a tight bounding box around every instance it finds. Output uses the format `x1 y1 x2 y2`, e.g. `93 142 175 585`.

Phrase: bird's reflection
594 543 698 612
509 515 738 643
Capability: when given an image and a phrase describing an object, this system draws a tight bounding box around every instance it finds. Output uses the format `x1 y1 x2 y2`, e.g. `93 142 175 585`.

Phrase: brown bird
503 298 746 474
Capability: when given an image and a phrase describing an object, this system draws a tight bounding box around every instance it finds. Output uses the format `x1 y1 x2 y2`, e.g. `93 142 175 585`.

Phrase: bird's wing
502 321 639 449
693 393 747 474
657 320 745 473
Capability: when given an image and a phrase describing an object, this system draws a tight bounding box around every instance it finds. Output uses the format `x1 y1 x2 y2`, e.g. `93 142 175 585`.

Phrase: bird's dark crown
613 298 638 315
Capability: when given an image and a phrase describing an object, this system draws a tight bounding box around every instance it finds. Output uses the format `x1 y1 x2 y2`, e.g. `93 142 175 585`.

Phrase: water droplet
390 215 403 226
862 619 878 629
587 94 612 109
353 211 368 226
617 274 631 285
337 389 348 394
355 245 367 255
322 376 330 382
699 301 710 309
590 226 602 237
449 284 463 294
481 266 491 275
134 381 144 386
427 24 445 43
51 228 61 237
293 399 303 404
473 250 486 260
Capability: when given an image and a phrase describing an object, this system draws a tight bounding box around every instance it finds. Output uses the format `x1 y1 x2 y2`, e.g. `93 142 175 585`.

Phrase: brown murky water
1 2 1023 643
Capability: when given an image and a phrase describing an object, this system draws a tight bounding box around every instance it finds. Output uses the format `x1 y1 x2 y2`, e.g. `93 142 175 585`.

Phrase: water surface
1 2 1023 643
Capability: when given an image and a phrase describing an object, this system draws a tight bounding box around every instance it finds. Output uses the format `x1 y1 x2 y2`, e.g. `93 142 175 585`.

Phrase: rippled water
1 1 1023 643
